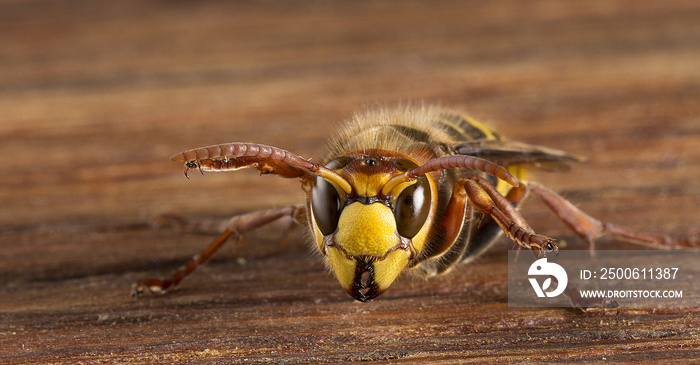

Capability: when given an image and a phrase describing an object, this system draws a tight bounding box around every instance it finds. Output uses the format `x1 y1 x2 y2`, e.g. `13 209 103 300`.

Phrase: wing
451 140 584 172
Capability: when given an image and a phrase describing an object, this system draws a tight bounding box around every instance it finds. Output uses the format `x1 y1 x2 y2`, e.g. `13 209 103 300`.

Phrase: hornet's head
306 151 437 301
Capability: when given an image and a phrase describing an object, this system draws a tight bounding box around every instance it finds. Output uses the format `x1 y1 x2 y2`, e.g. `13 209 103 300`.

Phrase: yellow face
307 151 437 301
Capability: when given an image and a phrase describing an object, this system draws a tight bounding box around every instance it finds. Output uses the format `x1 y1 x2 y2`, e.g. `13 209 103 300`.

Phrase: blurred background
2 1 699 363
2 0 699 227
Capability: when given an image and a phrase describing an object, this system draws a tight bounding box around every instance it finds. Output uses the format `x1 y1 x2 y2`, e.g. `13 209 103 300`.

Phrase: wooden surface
2 1 699 363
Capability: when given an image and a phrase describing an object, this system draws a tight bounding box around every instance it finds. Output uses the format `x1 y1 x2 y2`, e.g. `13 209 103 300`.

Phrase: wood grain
1 0 699 363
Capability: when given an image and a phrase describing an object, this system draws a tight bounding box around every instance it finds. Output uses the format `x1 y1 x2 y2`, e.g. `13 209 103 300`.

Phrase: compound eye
311 176 343 236
394 176 431 238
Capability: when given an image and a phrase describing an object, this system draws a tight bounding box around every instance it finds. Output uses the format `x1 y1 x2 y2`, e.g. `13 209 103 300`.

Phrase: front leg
131 205 306 297
462 177 558 256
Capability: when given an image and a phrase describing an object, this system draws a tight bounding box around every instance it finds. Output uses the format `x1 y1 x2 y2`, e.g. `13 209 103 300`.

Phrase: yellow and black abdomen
434 113 526 196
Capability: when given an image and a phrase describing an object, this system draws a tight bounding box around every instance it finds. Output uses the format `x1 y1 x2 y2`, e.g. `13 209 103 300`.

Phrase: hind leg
526 182 697 251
